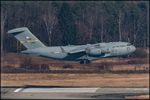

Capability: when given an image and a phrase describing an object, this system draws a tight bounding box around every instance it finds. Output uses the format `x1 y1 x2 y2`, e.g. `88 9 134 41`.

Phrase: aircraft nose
131 45 136 53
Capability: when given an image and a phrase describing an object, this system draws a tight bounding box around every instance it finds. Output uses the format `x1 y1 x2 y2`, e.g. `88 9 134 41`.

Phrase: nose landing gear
80 59 91 64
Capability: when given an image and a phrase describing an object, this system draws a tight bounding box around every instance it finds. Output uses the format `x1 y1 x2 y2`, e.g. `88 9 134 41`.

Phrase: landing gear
122 55 130 58
80 59 91 64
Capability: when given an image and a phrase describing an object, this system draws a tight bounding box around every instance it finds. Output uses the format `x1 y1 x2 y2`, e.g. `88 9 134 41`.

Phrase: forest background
1 1 149 53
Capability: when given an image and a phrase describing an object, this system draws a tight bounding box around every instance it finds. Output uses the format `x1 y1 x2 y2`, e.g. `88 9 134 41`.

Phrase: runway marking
14 88 23 93
13 87 149 94
15 88 98 93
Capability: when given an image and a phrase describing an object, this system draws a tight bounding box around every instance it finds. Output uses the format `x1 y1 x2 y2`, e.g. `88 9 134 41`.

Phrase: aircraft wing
60 46 86 54
60 46 86 55
68 49 86 54
68 45 89 55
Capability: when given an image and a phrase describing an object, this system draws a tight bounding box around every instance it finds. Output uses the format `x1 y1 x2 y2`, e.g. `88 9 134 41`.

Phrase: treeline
1 1 149 52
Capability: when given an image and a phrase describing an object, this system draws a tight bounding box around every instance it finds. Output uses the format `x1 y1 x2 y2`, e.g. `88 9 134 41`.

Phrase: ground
1 73 149 87
1 48 149 99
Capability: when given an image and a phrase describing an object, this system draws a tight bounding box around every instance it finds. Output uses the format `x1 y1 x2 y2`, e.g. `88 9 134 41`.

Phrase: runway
1 86 149 99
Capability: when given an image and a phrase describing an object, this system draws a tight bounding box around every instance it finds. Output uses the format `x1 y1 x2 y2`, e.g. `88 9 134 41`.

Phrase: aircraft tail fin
8 27 46 49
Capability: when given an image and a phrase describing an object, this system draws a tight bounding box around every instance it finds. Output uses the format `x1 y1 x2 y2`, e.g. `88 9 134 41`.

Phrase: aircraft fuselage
21 42 136 62
8 27 136 64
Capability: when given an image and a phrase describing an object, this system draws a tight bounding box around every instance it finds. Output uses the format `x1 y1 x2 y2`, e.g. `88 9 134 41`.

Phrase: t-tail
7 27 46 49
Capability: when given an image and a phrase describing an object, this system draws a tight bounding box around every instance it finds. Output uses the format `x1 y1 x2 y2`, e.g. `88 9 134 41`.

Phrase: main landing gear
80 59 91 64
122 55 130 58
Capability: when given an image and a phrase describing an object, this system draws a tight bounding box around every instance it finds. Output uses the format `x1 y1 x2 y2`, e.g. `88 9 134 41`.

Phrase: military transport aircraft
8 27 136 64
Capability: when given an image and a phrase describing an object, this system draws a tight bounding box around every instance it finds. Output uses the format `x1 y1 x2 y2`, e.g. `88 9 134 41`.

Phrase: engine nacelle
87 49 102 56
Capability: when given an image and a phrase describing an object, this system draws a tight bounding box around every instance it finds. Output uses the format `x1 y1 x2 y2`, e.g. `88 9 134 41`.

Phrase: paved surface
1 86 149 99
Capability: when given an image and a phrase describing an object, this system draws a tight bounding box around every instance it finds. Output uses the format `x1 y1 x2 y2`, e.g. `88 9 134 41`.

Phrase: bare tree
133 19 140 45
101 15 104 42
42 3 57 46
118 10 122 41
147 2 149 48
1 7 7 54
88 15 94 41
1 7 7 69
85 4 97 42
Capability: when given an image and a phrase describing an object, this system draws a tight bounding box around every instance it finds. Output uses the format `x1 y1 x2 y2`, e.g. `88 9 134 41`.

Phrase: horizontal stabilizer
8 27 46 49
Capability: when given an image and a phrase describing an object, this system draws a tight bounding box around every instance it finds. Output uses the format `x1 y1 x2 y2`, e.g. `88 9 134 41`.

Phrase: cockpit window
94 44 100 48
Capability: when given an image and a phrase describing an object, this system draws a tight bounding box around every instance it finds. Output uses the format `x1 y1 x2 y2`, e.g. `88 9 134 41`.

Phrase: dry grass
1 73 149 87
1 50 149 87
1 52 149 72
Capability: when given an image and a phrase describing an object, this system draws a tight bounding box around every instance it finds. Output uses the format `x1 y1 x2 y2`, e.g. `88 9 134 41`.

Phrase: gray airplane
8 27 136 64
